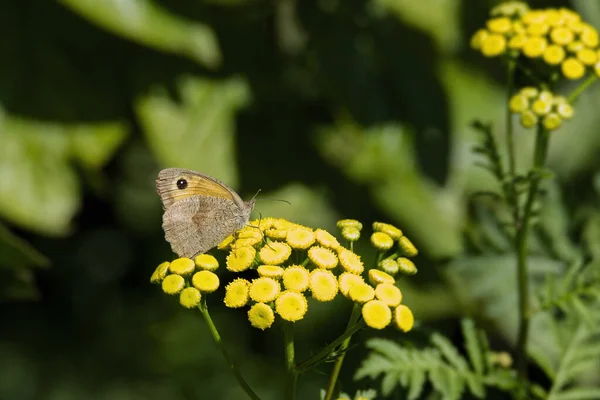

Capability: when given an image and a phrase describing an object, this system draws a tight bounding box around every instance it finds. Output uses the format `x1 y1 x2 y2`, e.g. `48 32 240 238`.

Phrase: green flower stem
283 322 298 400
323 303 363 400
198 298 261 400
506 60 516 179
567 74 598 103
515 124 550 392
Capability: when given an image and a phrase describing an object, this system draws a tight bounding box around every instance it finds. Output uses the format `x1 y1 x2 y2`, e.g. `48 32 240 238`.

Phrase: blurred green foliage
1 0 600 399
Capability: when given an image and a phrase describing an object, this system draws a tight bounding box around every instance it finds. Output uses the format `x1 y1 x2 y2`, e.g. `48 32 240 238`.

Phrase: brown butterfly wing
156 168 245 210
162 195 252 258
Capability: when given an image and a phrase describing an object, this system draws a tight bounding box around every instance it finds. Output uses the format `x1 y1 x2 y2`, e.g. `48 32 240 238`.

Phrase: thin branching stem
506 60 517 180
567 75 598 103
198 298 262 400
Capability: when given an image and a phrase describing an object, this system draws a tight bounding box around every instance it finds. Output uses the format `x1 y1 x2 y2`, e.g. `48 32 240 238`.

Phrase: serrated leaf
407 369 425 400
462 319 484 375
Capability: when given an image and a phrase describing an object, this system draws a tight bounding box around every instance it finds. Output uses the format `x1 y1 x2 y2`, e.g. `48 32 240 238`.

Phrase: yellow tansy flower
169 257 195 276
527 22 549 37
250 217 276 231
308 246 338 269
481 34 507 57
523 36 547 58
567 41 584 53
257 265 284 279
286 228 316 249
394 305 415 332
369 269 395 286
508 32 526 50
194 254 219 271
470 29 489 50
192 270 220 293
486 17 512 34
338 272 365 297
543 45 566 65
370 232 394 251
509 94 529 113
249 277 281 303
338 248 364 274
248 303 275 330
550 26 574 45
362 300 392 330
375 283 403 307
379 258 400 276
283 265 310 292
543 113 562 131
162 274 185 295
179 287 201 308
315 229 341 249
520 110 538 128
150 261 171 283
372 222 403 240
581 24 599 48
561 57 585 79
259 242 292 265
218 235 234 250
224 278 251 308
398 236 418 257
275 291 308 322
521 87 539 98
576 48 597 65
309 269 339 302
554 97 574 119
226 246 256 272
265 229 288 240
349 282 375 303
532 98 552 116
341 226 361 242
336 219 363 230
272 218 296 230
397 257 418 275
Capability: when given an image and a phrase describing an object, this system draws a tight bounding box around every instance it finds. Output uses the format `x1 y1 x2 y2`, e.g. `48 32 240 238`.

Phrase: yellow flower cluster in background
471 3 600 81
151 218 417 333
509 87 574 130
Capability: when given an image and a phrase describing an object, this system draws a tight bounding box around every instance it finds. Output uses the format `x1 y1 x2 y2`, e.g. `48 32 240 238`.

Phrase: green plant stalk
567 74 597 103
323 303 363 400
283 322 298 400
198 298 262 400
506 60 517 180
515 124 549 390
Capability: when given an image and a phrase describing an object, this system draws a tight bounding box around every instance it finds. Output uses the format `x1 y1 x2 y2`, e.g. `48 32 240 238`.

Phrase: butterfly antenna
256 198 292 206
250 189 262 202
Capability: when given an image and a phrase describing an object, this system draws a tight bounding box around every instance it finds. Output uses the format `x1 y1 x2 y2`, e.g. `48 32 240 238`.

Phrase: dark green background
1 0 600 399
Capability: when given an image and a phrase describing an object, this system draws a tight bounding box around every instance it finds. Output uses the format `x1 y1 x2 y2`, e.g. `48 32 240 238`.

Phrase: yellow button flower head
349 282 375 303
179 287 201 308
265 228 288 240
315 229 340 249
362 300 392 330
369 269 395 286
226 246 256 272
532 98 552 116
169 257 195 276
394 305 415 332
309 269 339 302
509 35 527 51
259 242 292 265
520 110 538 128
509 93 529 113
397 257 418 275
308 246 338 269
398 236 418 257
523 36 547 58
576 48 597 65
250 217 275 231
273 218 295 230
192 271 220 293
236 226 263 245
150 261 171 283
543 45 566 65
372 222 403 240
375 283 403 307
218 235 234 250
581 24 599 48
371 232 394 251
527 22 549 37
337 219 363 231
194 254 219 271
162 274 185 295
338 272 365 297
470 29 489 50
338 248 364 274
248 303 275 330
379 258 399 276
224 278 251 308
341 226 361 242
550 26 574 45
522 9 546 25
487 17 512 34
567 41 584 53
481 34 507 57
286 228 316 250
257 265 284 279
275 291 308 322
554 97 574 119
521 87 539 98
543 113 562 131
283 265 310 292
562 57 585 79
490 2 529 18
249 277 281 303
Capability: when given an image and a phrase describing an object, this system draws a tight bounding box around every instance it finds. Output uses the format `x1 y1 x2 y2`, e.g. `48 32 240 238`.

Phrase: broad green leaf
137 76 250 188
59 0 221 69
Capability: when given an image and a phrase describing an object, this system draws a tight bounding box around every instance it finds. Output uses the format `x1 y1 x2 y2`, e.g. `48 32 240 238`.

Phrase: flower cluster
151 218 417 333
471 3 600 80
509 87 574 130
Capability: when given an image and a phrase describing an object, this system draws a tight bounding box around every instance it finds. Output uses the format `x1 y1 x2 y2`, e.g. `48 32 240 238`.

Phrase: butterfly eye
176 178 188 190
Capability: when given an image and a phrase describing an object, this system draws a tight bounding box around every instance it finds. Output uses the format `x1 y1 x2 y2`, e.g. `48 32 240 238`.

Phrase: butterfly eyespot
176 178 188 190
